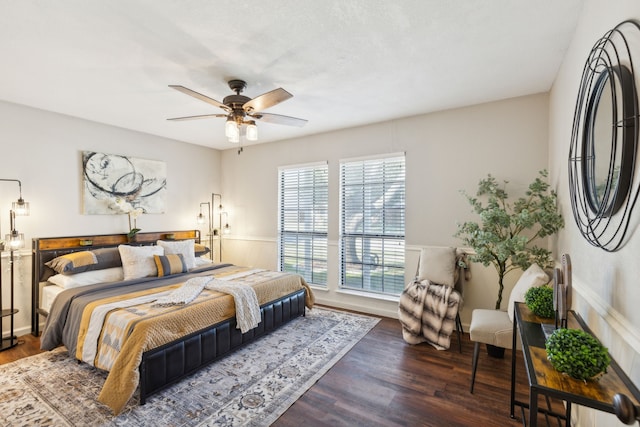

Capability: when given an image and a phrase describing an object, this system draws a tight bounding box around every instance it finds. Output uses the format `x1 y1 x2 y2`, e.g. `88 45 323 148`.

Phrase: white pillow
193 256 213 267
118 244 164 281
507 263 550 322
417 246 456 287
157 239 196 270
48 267 124 289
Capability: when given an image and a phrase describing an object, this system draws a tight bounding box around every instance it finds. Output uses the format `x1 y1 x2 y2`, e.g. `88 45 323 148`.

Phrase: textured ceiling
0 0 584 150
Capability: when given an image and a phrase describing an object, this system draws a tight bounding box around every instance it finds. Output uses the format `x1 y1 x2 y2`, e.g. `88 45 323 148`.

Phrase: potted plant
127 208 143 242
524 285 555 318
545 328 611 381
109 197 143 242
454 170 564 310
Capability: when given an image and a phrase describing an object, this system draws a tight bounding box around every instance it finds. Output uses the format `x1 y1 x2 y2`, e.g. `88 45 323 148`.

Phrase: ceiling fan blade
251 112 308 127
167 114 227 121
168 85 231 112
243 88 292 112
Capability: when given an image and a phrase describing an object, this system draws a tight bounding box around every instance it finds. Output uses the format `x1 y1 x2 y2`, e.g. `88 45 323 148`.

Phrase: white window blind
278 163 328 285
340 154 405 295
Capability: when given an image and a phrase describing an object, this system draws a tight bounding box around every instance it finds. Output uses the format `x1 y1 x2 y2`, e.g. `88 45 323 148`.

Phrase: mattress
41 283 65 313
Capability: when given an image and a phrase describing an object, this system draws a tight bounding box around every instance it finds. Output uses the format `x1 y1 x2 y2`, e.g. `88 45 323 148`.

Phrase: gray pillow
46 247 122 275
417 246 456 287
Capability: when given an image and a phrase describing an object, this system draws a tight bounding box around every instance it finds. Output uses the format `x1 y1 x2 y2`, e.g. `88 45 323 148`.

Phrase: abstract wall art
82 151 167 215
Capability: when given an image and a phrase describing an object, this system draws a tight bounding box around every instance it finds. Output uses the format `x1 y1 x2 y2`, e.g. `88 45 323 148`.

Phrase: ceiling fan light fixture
228 129 240 143
225 117 238 138
246 121 258 141
168 80 307 146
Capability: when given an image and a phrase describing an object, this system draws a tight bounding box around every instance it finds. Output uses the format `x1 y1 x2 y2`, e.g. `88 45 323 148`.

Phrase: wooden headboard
31 229 200 336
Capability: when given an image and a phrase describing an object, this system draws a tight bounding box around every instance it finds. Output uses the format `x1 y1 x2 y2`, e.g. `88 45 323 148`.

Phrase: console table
510 302 640 426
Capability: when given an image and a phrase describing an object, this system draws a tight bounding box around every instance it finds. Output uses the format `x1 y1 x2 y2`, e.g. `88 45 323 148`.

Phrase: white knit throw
152 275 261 334
206 280 261 333
152 276 214 307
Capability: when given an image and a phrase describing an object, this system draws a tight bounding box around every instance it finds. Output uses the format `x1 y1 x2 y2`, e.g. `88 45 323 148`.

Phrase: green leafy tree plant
455 170 564 310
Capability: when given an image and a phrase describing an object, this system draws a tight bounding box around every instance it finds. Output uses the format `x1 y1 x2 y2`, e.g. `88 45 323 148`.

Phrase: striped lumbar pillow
154 253 187 277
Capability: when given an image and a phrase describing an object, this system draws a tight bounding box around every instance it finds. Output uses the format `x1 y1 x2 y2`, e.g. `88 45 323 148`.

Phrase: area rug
0 307 379 426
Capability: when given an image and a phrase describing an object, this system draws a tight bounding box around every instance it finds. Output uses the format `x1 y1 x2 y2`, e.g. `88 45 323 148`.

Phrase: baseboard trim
314 297 399 319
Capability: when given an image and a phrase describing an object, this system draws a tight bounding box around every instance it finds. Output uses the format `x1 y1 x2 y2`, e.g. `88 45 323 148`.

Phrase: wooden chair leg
470 341 480 393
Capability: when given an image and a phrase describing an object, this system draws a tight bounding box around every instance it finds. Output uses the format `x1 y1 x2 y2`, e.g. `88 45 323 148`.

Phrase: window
340 154 405 295
278 162 328 285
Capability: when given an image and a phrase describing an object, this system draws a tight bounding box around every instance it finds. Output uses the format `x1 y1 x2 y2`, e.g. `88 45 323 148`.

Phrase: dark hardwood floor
274 316 552 427
0 313 559 426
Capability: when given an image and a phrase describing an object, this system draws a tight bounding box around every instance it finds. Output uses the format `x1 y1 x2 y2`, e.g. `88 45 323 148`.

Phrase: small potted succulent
524 285 555 318
545 328 611 381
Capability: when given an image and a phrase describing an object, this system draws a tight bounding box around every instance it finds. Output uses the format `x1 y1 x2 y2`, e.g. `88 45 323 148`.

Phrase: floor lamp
197 201 214 261
0 179 29 352
197 193 229 262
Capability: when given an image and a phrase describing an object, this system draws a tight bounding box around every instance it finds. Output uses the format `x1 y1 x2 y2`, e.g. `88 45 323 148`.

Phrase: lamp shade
228 129 240 143
5 231 24 250
197 212 206 224
246 122 258 141
225 117 236 137
13 198 29 216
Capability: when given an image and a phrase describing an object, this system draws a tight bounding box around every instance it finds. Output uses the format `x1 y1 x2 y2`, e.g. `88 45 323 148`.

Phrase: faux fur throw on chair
398 280 461 350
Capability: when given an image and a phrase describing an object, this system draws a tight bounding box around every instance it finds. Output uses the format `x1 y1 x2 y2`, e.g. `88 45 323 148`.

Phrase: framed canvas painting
82 151 167 214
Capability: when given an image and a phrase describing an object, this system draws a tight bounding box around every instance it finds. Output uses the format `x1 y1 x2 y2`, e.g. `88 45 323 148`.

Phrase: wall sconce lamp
0 178 30 351
196 193 230 262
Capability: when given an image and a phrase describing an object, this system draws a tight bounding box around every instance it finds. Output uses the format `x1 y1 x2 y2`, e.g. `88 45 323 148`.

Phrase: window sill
307 285 400 303
336 288 399 303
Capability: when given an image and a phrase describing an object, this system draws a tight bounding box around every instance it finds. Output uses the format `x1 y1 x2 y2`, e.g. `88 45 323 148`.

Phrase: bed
31 230 314 414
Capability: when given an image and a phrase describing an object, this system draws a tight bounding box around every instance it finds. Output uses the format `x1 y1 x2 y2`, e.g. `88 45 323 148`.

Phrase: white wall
549 1 640 426
0 100 221 336
219 93 550 323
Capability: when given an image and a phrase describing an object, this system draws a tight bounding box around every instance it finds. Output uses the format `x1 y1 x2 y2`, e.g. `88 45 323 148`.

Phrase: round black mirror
582 65 635 217
568 20 640 251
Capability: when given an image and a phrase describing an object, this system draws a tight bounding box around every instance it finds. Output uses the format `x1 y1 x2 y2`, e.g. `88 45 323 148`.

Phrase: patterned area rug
0 307 379 426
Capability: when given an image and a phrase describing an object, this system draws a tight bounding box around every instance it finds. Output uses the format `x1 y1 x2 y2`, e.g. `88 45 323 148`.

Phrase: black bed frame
31 230 307 405
139 288 306 403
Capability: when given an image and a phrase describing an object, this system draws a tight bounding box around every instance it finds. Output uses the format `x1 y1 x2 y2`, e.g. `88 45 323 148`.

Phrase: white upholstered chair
469 263 549 393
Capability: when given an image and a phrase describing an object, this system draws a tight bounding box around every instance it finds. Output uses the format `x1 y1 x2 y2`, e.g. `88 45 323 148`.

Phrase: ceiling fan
167 79 307 143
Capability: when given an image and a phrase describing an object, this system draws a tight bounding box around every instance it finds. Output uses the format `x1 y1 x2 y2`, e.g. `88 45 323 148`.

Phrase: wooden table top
515 302 640 412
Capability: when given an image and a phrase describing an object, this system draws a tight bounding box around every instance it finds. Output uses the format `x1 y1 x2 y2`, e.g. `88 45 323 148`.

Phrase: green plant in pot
545 328 611 381
524 285 555 318
454 170 564 310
